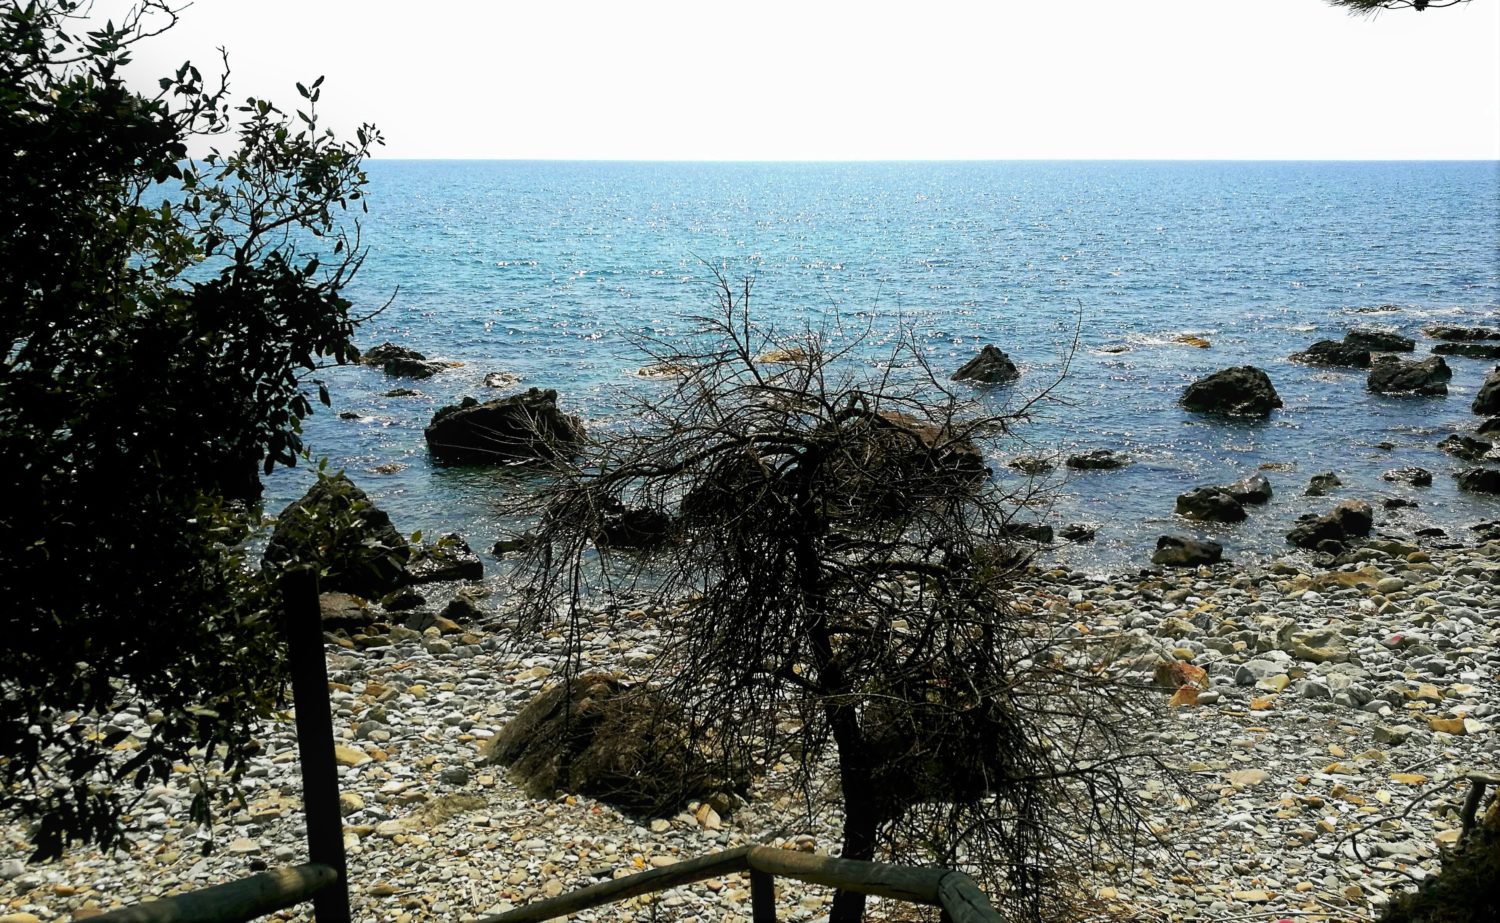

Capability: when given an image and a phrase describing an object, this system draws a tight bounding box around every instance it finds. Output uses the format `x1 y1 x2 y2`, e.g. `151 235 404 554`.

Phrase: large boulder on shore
1152 535 1223 567
1367 355 1450 395
1286 499 1374 551
951 345 1020 384
1290 340 1371 368
425 388 586 465
481 674 722 817
1175 486 1247 523
1344 328 1415 353
1475 367 1500 415
263 474 411 598
1180 367 1282 417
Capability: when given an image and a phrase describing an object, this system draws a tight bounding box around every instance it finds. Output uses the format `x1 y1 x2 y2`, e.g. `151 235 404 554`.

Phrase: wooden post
281 566 352 923
749 869 776 923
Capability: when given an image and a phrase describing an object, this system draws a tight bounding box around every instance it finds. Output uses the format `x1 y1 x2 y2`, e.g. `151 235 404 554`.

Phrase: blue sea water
269 160 1500 575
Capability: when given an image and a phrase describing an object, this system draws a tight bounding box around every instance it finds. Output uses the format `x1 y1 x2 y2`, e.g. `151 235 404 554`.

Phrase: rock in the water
1286 499 1374 549
1382 466 1433 487
594 502 674 550
384 387 419 397
998 521 1054 543
1367 355 1451 395
951 345 1020 384
1175 486 1247 523
1475 367 1500 415
1066 449 1129 470
483 371 522 388
1344 328 1415 352
1432 342 1500 359
361 342 426 366
1224 473 1273 504
263 473 410 599
1305 472 1342 496
1007 455 1055 475
1290 340 1371 368
405 534 484 584
1152 535 1223 567
1059 523 1097 542
492 534 537 556
1457 467 1500 494
1438 433 1493 462
425 388 586 465
383 356 446 379
1478 417 1500 436
1424 324 1500 341
1180 366 1282 417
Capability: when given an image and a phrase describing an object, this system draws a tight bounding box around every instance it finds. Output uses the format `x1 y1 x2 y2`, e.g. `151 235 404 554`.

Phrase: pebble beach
4 527 1497 923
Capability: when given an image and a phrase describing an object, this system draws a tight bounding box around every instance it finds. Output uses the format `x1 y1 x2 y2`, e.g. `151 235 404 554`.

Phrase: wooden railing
479 844 1001 923
75 567 1491 923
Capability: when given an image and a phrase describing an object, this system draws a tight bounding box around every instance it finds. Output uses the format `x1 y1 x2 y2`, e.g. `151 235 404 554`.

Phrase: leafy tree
511 275 1155 923
0 0 380 858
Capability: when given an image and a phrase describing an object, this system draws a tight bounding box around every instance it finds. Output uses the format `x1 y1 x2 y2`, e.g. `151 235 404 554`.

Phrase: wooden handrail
86 863 337 923
479 845 1002 923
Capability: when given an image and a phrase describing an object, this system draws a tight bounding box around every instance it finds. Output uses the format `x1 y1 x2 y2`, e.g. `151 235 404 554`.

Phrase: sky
123 0 1500 160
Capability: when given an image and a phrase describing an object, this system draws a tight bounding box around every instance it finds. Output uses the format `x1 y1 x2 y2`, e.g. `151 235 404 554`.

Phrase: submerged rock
1438 433 1493 462
1305 472 1342 497
1180 366 1282 417
1367 355 1450 395
951 344 1021 384
1059 523 1097 542
1007 455 1055 475
1382 466 1433 487
1066 449 1129 470
425 388 586 465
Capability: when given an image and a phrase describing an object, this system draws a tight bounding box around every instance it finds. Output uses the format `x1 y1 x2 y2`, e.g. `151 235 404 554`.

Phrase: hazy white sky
126 0 1500 160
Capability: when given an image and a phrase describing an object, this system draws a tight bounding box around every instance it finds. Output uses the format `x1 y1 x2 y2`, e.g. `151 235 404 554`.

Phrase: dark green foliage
0 0 380 857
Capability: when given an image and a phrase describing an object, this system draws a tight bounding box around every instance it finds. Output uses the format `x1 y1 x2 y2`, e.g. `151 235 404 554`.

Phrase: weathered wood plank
478 846 755 923
746 847 945 905
86 864 336 923
936 871 1002 923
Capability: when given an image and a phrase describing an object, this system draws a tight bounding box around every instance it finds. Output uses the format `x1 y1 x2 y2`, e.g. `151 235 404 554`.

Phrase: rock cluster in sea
3 531 1497 923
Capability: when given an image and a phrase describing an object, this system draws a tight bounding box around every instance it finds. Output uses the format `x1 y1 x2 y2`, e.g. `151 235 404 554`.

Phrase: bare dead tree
507 272 1159 923
1326 0 1471 13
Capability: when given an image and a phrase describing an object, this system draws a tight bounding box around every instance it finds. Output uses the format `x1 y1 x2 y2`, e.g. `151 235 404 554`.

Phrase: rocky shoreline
3 530 1497 923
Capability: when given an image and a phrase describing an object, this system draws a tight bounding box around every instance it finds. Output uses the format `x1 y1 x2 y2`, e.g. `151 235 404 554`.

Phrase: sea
265 160 1500 576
